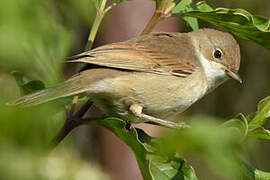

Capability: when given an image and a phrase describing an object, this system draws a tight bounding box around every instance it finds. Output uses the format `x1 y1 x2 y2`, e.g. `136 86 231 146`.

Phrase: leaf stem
141 0 167 35
104 2 117 13
71 0 109 118
85 0 108 51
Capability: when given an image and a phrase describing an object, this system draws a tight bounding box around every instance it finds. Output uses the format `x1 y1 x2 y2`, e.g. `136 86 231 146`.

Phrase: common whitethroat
8 29 241 128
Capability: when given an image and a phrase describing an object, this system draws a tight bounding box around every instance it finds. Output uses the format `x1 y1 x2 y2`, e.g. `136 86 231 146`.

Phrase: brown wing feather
67 32 198 77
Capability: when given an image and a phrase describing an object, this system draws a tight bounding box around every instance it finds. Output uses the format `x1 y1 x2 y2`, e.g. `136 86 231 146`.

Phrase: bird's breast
90 71 209 120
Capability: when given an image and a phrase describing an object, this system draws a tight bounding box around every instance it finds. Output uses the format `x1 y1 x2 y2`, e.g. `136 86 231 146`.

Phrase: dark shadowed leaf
10 71 46 95
23 80 46 94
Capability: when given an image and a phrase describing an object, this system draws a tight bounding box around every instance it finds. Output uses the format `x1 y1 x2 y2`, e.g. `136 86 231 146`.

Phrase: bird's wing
68 32 198 77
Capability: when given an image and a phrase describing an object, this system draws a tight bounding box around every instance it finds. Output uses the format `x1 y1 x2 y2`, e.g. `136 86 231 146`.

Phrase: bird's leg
125 121 132 131
50 99 94 148
129 104 190 129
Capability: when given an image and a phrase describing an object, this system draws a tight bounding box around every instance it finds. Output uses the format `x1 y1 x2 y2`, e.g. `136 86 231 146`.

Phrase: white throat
198 55 228 91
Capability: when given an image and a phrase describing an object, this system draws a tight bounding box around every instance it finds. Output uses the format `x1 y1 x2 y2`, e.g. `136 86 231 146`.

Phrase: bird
7 28 241 129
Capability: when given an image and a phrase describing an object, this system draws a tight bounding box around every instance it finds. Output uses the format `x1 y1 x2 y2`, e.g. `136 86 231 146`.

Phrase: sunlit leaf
240 160 270 180
258 96 270 118
172 0 199 30
149 154 197 180
248 127 270 140
180 1 270 50
248 96 270 130
222 113 248 140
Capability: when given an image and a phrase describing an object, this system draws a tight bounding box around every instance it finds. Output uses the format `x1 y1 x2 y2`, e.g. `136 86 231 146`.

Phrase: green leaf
183 17 199 31
152 118 270 179
115 0 128 3
154 120 244 179
191 1 213 12
10 71 25 95
248 96 270 130
96 118 198 180
10 71 24 86
240 160 270 180
258 96 270 118
255 169 270 180
246 112 256 123
222 113 248 140
10 71 46 95
248 127 270 140
181 1 270 50
23 80 46 94
10 71 86 105
172 0 199 30
149 155 197 180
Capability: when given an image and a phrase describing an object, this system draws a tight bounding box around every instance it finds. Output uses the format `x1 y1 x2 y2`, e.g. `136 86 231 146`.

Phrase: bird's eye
214 49 222 59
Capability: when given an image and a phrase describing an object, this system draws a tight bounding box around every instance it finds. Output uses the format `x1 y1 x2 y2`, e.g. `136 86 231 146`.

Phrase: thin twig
141 0 167 35
50 100 94 148
70 0 109 117
104 2 117 13
85 0 108 51
54 0 111 148
50 117 98 149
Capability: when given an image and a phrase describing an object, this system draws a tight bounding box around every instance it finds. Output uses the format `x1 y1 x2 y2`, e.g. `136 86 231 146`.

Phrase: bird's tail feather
6 73 90 107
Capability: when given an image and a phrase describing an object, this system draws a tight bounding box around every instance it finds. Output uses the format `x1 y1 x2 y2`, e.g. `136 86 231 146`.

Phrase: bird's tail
6 72 92 107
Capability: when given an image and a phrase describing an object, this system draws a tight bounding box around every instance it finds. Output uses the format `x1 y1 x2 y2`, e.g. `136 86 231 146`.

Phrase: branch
71 0 109 116
55 0 111 148
50 100 94 148
141 0 167 35
85 0 108 51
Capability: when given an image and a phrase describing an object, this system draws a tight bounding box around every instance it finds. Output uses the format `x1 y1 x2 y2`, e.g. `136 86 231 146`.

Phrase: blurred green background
0 0 269 179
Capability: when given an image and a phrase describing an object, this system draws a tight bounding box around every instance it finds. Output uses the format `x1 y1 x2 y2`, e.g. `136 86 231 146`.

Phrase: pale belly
88 71 208 123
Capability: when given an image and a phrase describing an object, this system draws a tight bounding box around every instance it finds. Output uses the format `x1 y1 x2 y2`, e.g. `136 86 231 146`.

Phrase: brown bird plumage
67 32 198 77
7 29 241 128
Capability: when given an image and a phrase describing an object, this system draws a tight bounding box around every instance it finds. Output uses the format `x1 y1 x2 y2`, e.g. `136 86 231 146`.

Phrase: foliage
1 0 270 179
180 1 270 50
95 118 198 180
11 71 46 95
171 0 199 30
94 102 270 180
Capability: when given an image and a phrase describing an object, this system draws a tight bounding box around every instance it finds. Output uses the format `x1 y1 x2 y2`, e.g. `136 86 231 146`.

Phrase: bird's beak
226 69 242 83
